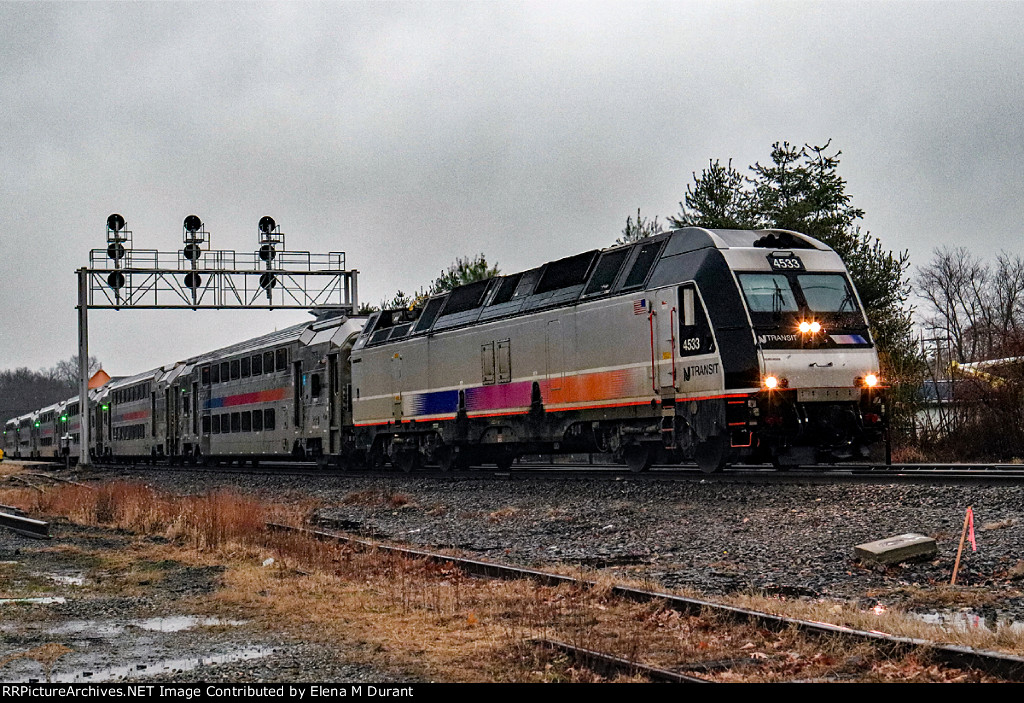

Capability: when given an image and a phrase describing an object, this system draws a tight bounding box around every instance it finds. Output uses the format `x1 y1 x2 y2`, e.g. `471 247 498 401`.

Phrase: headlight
764 376 779 389
809 321 821 333
864 373 879 388
798 321 811 333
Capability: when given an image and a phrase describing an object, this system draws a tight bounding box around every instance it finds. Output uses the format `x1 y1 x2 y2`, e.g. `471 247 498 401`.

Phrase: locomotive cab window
678 284 716 357
202 366 211 385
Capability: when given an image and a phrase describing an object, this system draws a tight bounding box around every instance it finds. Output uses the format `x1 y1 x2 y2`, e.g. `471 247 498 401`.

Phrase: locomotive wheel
493 453 515 471
624 445 653 473
436 447 464 472
694 436 727 474
394 449 420 473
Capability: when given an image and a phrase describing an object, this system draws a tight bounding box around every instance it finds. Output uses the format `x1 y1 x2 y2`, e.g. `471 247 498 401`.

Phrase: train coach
89 314 364 465
4 226 885 473
350 227 886 472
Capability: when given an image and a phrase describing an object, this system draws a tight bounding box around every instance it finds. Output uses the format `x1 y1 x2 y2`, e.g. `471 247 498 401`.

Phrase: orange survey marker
951 506 977 585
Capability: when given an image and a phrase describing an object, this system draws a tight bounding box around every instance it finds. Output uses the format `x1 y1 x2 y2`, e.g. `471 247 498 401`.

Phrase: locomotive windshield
796 274 857 313
737 271 870 347
738 274 799 313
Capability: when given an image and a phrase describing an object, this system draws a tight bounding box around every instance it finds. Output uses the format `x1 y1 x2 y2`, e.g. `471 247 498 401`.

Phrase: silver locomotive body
351 228 885 471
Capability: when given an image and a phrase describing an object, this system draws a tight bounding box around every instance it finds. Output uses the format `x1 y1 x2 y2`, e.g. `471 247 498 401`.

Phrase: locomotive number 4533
768 254 804 271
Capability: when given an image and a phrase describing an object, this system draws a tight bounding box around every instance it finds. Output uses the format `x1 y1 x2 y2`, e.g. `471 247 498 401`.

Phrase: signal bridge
76 213 360 466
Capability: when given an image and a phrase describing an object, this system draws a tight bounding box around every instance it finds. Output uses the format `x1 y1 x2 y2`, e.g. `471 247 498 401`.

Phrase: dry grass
2 479 1014 682
1 481 284 550
725 590 1024 655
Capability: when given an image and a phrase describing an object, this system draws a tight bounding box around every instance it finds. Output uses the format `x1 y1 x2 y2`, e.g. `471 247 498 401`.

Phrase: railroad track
268 521 1024 682
61 459 1024 484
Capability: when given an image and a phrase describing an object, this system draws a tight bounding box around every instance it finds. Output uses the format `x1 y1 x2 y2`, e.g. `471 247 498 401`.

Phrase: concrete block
854 533 937 565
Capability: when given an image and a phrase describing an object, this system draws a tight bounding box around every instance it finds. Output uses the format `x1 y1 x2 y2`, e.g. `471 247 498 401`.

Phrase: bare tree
47 355 102 391
914 247 1024 459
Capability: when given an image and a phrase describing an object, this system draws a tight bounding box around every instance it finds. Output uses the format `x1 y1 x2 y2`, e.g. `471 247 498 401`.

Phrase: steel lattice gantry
75 214 359 466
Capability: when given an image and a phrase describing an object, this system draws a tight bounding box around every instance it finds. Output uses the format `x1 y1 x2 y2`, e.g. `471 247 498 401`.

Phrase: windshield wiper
772 280 785 320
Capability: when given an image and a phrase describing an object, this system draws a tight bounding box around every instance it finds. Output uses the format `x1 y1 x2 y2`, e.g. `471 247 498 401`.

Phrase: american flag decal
633 299 647 315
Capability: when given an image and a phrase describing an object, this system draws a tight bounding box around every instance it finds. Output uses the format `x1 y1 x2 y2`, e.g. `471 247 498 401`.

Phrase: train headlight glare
809 321 821 333
865 373 879 388
798 321 811 333
764 375 779 389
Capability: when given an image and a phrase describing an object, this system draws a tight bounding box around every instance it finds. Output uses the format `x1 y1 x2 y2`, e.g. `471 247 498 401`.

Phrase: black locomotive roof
361 227 831 346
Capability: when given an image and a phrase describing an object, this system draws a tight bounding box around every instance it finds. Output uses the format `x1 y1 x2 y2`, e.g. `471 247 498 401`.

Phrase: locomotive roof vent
752 231 815 250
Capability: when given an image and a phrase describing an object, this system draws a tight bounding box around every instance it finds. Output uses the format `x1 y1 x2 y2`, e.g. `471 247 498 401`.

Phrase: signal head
106 213 125 233
258 215 276 234
107 271 126 290
183 215 203 233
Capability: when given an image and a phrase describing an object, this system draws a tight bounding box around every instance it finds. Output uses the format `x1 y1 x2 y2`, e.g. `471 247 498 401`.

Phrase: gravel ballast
88 468 1024 612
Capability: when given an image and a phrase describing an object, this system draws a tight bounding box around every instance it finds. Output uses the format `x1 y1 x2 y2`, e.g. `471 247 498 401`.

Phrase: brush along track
267 521 1024 682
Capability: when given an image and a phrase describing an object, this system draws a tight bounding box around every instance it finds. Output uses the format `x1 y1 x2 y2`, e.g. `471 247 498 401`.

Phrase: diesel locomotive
3 227 885 472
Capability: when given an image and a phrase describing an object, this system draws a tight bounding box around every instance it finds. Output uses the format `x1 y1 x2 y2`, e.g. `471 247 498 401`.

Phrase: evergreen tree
667 159 751 229
617 208 665 245
362 254 501 313
428 254 500 295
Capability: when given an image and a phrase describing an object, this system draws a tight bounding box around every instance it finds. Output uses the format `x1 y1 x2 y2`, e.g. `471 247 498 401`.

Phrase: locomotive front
725 235 886 465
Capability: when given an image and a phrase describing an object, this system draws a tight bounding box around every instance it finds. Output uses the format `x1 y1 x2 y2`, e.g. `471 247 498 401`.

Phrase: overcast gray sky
2 1 1022 376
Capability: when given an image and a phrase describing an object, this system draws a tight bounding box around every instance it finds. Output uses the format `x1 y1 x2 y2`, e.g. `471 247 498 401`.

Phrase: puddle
0 597 66 605
133 616 245 632
12 647 271 683
43 615 245 637
914 610 1024 635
